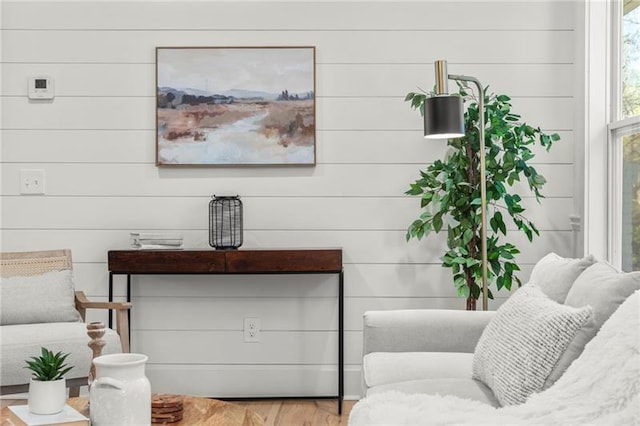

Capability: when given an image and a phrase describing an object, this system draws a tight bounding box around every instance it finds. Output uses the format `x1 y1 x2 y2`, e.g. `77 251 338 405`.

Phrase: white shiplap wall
0 1 577 399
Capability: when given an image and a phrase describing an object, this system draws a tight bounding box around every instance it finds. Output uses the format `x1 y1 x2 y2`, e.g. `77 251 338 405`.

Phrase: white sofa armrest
363 309 496 355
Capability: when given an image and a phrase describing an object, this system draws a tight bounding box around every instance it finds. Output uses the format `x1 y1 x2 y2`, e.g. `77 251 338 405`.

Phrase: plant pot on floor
28 378 66 414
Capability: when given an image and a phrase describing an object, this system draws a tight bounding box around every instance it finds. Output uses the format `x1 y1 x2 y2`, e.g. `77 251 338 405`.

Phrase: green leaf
493 211 506 235
433 213 444 233
530 222 540 236
501 250 515 260
503 275 513 290
457 285 471 298
470 283 481 300
524 226 533 242
487 288 495 300
490 259 501 276
489 217 498 234
462 228 473 245
406 183 424 195
466 258 480 268
407 219 422 237
504 262 514 274
533 174 547 186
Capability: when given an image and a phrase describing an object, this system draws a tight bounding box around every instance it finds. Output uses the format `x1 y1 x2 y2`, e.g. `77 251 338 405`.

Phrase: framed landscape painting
156 46 316 166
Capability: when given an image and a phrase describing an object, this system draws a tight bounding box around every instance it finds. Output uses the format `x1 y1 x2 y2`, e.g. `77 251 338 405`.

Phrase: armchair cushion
472 285 592 406
367 378 500 408
1 322 122 387
363 352 473 388
0 270 81 325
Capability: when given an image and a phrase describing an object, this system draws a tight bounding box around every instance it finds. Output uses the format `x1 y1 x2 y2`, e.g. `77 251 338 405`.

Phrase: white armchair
0 249 131 396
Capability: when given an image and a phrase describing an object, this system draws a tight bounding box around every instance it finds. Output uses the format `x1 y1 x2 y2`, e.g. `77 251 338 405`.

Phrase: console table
107 248 344 414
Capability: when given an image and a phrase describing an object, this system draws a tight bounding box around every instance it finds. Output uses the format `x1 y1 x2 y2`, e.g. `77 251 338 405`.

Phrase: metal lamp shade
209 195 243 250
423 95 465 139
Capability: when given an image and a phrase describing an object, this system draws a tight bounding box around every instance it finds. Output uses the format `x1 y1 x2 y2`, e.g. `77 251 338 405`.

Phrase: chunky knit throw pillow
472 285 592 406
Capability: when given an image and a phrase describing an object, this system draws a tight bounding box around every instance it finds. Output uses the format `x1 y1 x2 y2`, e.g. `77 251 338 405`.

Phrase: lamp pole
432 61 488 311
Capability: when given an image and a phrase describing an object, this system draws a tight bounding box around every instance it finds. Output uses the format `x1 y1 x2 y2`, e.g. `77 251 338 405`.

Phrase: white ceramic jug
89 353 151 426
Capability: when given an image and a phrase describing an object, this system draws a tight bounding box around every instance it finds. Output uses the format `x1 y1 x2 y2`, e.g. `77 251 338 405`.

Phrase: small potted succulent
25 347 74 414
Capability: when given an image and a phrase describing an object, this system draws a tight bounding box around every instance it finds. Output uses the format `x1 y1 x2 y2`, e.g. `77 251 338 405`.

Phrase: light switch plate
20 169 46 194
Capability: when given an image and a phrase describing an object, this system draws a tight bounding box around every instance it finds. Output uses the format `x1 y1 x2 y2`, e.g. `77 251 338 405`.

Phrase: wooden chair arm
75 291 131 311
74 291 131 353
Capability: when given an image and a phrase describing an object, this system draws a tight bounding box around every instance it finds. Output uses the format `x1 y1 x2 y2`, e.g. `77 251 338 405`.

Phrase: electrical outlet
244 317 261 343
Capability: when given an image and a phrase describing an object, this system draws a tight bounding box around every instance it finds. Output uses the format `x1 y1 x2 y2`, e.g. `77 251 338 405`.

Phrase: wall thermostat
28 77 54 100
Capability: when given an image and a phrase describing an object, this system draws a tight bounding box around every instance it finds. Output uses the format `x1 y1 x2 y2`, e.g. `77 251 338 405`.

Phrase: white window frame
607 0 640 269
583 0 612 262
608 118 640 268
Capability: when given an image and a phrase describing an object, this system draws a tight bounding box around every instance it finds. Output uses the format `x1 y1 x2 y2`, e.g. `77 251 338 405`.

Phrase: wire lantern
209 195 243 250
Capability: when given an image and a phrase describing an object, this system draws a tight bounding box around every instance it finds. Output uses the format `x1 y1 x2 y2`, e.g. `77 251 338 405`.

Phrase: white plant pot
28 378 66 415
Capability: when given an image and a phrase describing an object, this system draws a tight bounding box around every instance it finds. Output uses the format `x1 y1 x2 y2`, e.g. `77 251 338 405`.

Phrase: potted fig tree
25 347 74 414
405 84 559 310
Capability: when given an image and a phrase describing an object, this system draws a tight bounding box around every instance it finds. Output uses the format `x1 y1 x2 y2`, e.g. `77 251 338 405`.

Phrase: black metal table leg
127 274 131 346
108 272 113 329
338 269 344 415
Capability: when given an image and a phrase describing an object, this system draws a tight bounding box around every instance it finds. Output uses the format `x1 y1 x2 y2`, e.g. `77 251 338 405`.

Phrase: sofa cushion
472 285 592 406
363 352 473 388
0 269 81 325
1 322 122 387
546 261 640 387
529 252 596 304
367 378 500 407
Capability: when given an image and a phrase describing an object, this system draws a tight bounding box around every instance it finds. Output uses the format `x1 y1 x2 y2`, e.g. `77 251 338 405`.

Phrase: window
611 0 640 271
621 1 640 118
617 127 640 271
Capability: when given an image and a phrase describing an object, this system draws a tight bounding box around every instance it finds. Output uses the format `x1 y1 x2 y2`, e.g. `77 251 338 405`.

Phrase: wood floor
234 399 356 426
1 398 356 425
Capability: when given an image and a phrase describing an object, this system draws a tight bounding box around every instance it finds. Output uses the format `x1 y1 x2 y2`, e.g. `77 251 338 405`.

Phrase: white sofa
354 254 640 424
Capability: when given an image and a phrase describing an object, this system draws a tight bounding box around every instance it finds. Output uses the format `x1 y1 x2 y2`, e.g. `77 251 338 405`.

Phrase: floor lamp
422 60 488 311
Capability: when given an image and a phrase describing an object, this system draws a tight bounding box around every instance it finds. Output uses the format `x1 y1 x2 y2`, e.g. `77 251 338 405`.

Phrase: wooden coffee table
1 396 264 426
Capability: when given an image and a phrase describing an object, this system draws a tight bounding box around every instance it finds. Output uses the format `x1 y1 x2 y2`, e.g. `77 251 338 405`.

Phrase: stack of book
130 232 184 250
